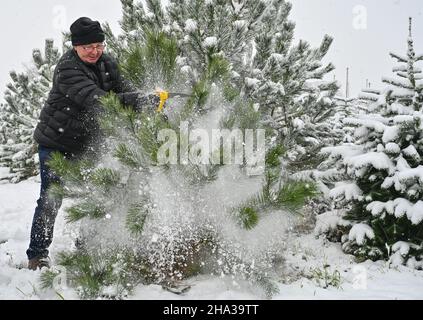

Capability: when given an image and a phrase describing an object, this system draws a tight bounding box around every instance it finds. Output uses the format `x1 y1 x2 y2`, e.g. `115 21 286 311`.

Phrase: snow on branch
382 76 413 89
320 145 363 159
359 91 379 102
389 52 408 63
345 152 395 173
367 199 423 225
348 224 375 245
329 182 363 201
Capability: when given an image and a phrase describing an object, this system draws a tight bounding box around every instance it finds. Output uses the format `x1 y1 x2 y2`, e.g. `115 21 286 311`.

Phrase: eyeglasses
80 43 106 52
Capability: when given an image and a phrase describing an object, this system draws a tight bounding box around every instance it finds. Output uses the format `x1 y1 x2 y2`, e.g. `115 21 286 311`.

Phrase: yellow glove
155 90 169 112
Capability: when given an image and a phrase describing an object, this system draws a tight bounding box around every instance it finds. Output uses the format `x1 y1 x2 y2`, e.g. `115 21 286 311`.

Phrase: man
27 17 166 270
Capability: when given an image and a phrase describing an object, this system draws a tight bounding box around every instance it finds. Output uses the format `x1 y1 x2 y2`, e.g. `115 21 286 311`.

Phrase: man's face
74 42 105 64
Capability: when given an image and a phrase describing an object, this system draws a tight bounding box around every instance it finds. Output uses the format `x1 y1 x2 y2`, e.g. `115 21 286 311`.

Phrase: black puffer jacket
34 49 149 155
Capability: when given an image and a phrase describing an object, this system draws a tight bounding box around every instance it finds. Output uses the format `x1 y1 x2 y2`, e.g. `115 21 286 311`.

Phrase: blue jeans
26 146 71 260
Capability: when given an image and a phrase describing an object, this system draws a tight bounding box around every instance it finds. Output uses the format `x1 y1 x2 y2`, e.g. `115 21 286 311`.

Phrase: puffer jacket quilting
34 49 130 154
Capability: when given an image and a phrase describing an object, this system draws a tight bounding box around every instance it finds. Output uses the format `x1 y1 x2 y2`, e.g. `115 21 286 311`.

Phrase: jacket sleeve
56 63 107 111
114 91 159 111
113 66 149 109
109 56 160 110
114 70 160 111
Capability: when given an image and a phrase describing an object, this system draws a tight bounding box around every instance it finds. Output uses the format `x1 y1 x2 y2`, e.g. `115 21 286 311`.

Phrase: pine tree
43 39 317 301
318 18 423 268
158 0 335 208
0 39 60 182
108 0 326 195
105 0 330 228
39 1 336 298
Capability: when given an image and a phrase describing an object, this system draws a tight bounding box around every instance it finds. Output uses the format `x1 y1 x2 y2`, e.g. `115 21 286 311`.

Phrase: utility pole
346 67 350 98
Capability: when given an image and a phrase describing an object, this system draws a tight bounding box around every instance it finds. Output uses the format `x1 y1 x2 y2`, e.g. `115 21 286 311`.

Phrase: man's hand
138 94 161 108
117 92 156 110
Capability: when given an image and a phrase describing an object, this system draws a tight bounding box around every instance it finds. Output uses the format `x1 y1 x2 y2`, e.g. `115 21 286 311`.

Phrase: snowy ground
1 167 423 300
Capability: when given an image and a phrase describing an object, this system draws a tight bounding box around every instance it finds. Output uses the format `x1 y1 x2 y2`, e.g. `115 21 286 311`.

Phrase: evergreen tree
245 35 339 172
318 18 423 268
107 0 327 198
42 36 317 301
39 1 336 298
104 0 339 172
332 95 370 143
0 40 60 182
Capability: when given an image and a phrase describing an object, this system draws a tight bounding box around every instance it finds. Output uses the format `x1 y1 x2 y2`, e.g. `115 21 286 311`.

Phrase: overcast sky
290 0 423 97
0 0 422 103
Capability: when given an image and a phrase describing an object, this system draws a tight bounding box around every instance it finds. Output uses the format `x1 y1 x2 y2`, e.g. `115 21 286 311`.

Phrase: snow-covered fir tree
0 39 60 182
317 18 423 268
42 29 317 299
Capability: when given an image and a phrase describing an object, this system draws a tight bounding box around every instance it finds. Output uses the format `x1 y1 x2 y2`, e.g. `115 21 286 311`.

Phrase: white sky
0 0 422 102
290 0 423 97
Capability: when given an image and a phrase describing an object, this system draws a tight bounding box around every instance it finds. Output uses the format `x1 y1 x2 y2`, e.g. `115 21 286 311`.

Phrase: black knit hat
70 17 105 46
